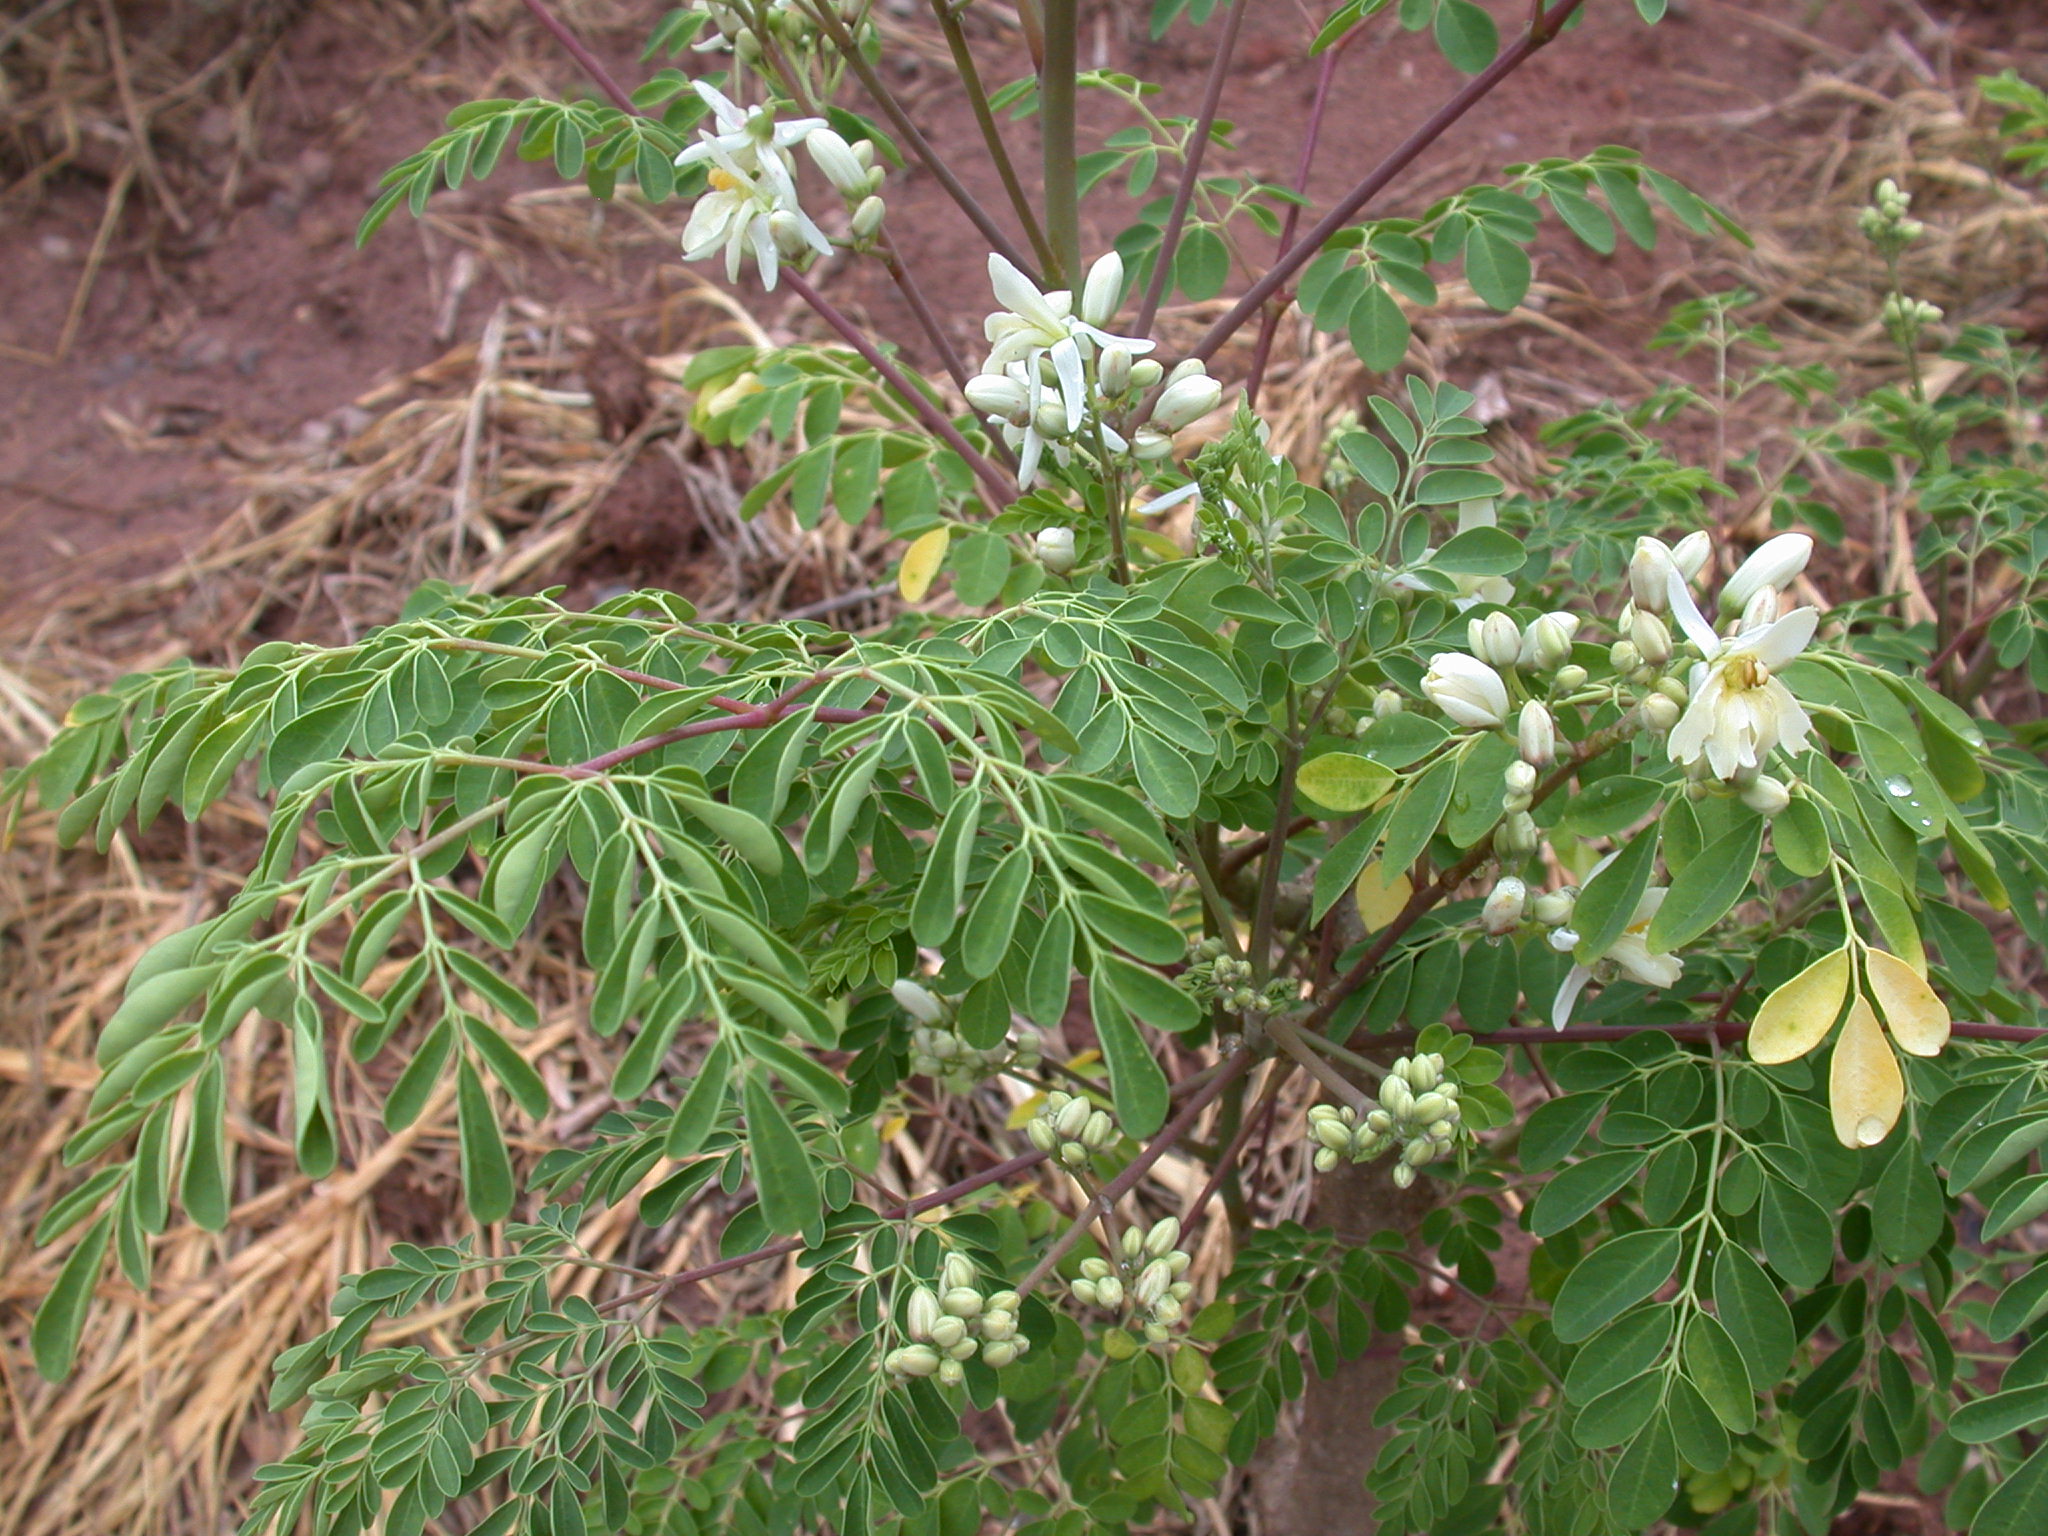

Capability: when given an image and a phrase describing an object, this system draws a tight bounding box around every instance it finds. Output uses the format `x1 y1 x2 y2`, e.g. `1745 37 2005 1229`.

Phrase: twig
1186 0 1590 364
929 0 1060 275
1246 45 1343 406
519 0 639 114
1016 1047 1253 1298
1266 1016 1372 1115
778 269 1015 509
1039 0 1081 284
1133 0 1249 336
1361 1019 2048 1050
800 0 1042 282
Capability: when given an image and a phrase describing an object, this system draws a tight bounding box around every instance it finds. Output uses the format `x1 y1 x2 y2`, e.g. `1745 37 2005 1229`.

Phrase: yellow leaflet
1355 860 1413 932
1863 947 1951 1057
878 1114 910 1143
1004 1093 1047 1132
1748 946 1849 1065
1829 996 1904 1149
898 527 951 603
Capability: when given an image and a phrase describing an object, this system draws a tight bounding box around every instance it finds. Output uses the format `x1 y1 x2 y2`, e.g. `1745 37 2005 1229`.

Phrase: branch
1016 1047 1253 1298
1133 0 1250 335
778 268 1016 510
519 0 638 115
1246 43 1343 406
1366 1019 2048 1050
1039 0 1080 283
930 0 1060 276
1186 0 1589 363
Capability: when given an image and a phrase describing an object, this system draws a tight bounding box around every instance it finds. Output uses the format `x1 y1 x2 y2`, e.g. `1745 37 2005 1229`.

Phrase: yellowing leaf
1748 946 1849 1065
1296 752 1397 813
1003 1094 1045 1132
897 527 950 603
1829 997 1904 1149
878 1114 911 1142
1863 947 1951 1057
1355 861 1413 932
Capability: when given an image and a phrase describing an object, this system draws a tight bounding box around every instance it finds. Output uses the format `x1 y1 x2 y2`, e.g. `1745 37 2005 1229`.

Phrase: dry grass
2 6 2047 1534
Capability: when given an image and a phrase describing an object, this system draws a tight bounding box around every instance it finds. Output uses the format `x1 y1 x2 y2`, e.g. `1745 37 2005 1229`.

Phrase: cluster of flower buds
1027 1090 1119 1167
1858 177 1925 256
687 0 865 64
885 1252 1033 1382
803 128 887 248
1181 938 1293 1018
1069 1217 1194 1343
1477 874 1578 946
894 978 1039 1091
1420 607 1584 734
1304 1053 1463 1189
1880 291 1944 336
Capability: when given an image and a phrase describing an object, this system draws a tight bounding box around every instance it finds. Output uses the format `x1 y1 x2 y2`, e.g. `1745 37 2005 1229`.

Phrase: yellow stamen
708 169 741 192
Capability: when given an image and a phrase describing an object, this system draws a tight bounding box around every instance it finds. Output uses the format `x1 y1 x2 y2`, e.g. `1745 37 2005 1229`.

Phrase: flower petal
1552 965 1593 1029
1750 945 1849 1063
1667 566 1722 656
1744 605 1819 670
1829 996 1904 1148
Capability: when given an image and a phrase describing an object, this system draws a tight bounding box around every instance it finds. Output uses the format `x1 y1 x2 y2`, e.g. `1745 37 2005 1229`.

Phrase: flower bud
1151 373 1224 434
1149 1295 1184 1326
1121 1226 1145 1261
1080 250 1125 328
965 373 1029 423
1060 1142 1088 1167
1609 639 1641 674
1391 1161 1415 1189
1409 1091 1451 1125
1405 1139 1438 1167
1314 1146 1340 1172
982 1340 1018 1368
1145 1217 1181 1259
768 209 812 258
943 1253 977 1291
1498 811 1539 858
1520 612 1580 670
1555 663 1589 690
1380 1075 1413 1116
928 1315 967 1351
1671 531 1712 581
907 1286 941 1341
849 195 886 242
891 979 945 1024
1035 525 1077 574
1032 398 1071 439
1081 1110 1116 1148
1079 1257 1111 1281
1095 1275 1124 1310
980 1309 1017 1341
1549 926 1580 953
1167 1251 1191 1276
1166 357 1207 386
942 1286 983 1318
1097 344 1132 396
1131 427 1175 460
1532 888 1575 926
1422 653 1509 729
1629 538 1679 614
1740 586 1780 632
1518 701 1555 766
1134 1259 1173 1309
1721 533 1813 613
1365 1108 1394 1136
1504 761 1538 798
1630 609 1673 667
806 128 869 197
1144 1321 1171 1343
887 1344 941 1376
1130 358 1164 390
1481 876 1527 937
1639 693 1681 734
1406 1054 1441 1092
1314 1116 1353 1152
1741 774 1791 817
1027 1119 1057 1152
937 1358 965 1386
1469 612 1523 669
987 1290 1021 1314
1055 1097 1093 1140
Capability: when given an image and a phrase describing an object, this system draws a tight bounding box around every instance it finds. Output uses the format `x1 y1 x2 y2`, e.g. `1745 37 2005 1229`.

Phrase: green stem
1038 0 1080 285
930 0 1060 275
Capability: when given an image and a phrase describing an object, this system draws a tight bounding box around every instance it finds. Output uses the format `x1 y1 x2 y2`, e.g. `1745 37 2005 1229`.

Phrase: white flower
1422 653 1510 729
1629 537 1681 614
1553 881 1684 1027
1720 533 1812 614
1671 531 1712 581
804 128 869 197
1665 570 1818 780
674 83 830 289
1035 526 1077 574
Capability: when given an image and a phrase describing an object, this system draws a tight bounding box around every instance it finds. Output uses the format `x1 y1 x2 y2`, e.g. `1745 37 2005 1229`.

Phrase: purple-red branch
520 0 638 115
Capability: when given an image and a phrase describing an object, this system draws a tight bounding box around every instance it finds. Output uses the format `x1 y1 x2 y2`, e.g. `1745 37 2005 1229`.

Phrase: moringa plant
13 2 2048 1534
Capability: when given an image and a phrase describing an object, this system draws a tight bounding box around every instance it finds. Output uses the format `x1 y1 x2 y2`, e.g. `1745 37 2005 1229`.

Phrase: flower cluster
1026 1090 1119 1167
892 979 1040 1091
1069 1217 1195 1343
675 83 832 289
1181 937 1294 1018
965 253 1222 489
1858 176 1925 256
885 1253 1032 1382
683 0 867 63
1304 1053 1464 1188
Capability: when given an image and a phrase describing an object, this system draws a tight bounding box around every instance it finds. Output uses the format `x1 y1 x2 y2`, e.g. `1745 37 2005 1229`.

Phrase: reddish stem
520 0 638 115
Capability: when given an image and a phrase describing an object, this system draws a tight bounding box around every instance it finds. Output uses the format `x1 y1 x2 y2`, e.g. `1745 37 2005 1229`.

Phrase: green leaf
1760 1177 1833 1287
1097 953 1201 1034
1608 1419 1677 1529
1646 815 1761 951
1429 523 1520 571
181 1056 233 1232
1971 1442 2048 1536
1532 1149 1646 1237
1296 752 1396 814
675 791 784 873
1414 469 1507 507
1873 1137 1945 1261
463 1016 551 1121
1092 985 1169 1137
1347 282 1410 372
912 792 981 946
1553 1228 1683 1343
1712 1243 1793 1384
742 1070 821 1235
1381 755 1457 878
1175 225 1231 302
1684 1313 1756 1432
961 847 1033 979
1572 831 1658 968
99 964 219 1066
456 1056 516 1224
1951 1384 2048 1445
1432 0 1499 72
1564 1306 1674 1406
665 1037 732 1157
1773 795 1830 877
1563 776 1662 839
32 1212 112 1381
1463 225 1531 312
